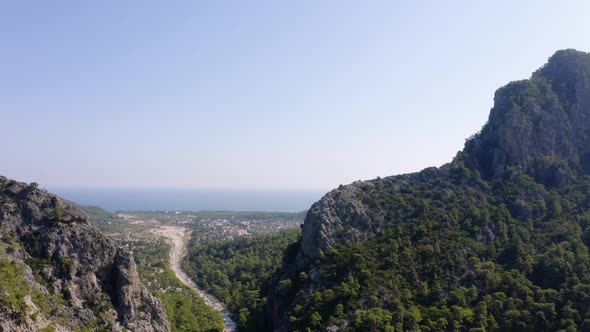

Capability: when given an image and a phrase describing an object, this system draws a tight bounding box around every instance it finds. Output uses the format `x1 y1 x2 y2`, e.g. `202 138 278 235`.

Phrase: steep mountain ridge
0 177 170 331
297 49 590 270
266 49 590 331
463 49 590 181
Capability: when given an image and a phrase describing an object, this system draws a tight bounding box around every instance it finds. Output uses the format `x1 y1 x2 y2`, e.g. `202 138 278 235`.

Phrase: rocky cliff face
296 172 427 267
265 49 590 331
463 49 590 182
0 177 170 331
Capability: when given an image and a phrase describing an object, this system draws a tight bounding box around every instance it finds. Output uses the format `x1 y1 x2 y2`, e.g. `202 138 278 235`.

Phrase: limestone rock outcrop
0 177 170 331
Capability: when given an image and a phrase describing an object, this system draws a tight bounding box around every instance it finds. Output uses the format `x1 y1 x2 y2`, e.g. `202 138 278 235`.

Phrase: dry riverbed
152 226 238 332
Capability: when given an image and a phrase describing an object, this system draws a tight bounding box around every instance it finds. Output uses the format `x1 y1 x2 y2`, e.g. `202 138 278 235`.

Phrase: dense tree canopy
271 163 590 331
184 229 300 331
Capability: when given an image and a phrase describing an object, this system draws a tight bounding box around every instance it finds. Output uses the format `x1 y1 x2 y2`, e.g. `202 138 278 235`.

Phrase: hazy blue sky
2 1 590 190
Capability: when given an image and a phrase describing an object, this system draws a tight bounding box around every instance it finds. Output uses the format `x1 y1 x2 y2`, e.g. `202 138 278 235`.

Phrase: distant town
83 206 305 243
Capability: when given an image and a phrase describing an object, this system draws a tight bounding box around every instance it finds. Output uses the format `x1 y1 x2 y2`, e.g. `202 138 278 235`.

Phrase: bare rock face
297 184 370 267
296 169 436 268
463 49 590 181
0 176 170 332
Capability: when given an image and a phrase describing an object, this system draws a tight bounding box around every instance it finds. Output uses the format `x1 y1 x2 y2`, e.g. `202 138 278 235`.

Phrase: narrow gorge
152 226 238 332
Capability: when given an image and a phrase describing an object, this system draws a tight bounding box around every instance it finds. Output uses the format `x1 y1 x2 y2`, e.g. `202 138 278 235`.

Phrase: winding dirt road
152 226 238 332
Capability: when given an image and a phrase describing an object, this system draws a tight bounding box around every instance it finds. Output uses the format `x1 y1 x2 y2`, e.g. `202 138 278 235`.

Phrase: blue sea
49 188 326 212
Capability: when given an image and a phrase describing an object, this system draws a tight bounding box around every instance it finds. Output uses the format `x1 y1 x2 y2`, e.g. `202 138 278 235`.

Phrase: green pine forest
274 163 590 331
184 228 300 331
183 161 590 331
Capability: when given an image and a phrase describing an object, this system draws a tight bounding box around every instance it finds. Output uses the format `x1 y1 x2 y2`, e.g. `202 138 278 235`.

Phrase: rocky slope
0 177 170 331
265 49 590 331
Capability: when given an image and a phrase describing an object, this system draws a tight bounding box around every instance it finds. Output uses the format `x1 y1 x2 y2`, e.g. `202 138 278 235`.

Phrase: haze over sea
49 188 324 213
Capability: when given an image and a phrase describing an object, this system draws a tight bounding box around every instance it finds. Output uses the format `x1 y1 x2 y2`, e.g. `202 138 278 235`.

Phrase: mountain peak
461 49 590 182
266 49 590 332
294 50 590 267
536 49 590 82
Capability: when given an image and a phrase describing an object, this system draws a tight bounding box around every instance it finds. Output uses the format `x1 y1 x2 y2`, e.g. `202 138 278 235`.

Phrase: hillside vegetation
273 166 590 331
184 228 300 331
133 241 225 332
263 50 590 332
